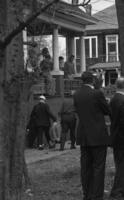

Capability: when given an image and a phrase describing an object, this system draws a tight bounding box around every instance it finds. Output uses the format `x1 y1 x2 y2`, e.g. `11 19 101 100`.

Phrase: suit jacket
73 85 110 146
30 102 56 127
59 98 75 115
110 92 124 148
64 61 75 78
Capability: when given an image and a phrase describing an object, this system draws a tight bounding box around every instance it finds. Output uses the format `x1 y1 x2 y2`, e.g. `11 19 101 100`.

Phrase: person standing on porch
59 56 64 71
40 49 55 95
73 71 110 200
64 55 75 79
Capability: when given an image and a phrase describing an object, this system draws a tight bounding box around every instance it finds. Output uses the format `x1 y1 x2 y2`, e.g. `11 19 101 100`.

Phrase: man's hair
116 77 124 89
81 71 94 84
42 47 49 56
68 54 74 61
44 54 51 59
59 56 64 61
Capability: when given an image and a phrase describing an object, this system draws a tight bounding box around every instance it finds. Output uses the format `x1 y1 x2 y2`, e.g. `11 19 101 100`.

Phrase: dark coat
30 102 56 127
73 85 110 146
110 92 124 149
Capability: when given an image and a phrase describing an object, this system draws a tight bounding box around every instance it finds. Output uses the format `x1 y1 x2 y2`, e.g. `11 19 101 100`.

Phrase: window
84 36 98 58
106 35 119 62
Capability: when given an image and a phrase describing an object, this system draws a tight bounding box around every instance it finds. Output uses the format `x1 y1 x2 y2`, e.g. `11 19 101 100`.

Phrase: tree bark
0 0 31 199
115 0 124 76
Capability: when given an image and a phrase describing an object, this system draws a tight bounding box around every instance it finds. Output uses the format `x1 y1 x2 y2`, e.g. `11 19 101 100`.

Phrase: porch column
116 68 121 78
70 37 76 73
101 70 105 87
80 36 86 73
66 36 76 73
23 28 28 67
51 27 64 96
66 36 69 60
53 27 59 72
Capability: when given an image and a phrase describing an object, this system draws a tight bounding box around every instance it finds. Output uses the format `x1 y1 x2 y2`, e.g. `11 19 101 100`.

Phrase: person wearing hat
73 71 111 200
27 95 57 149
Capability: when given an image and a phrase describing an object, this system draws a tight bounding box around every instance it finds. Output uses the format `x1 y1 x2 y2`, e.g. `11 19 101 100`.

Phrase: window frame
84 36 98 58
105 34 119 62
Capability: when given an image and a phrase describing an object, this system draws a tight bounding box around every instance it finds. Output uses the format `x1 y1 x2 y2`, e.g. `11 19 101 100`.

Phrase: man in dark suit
73 71 110 200
109 77 124 199
27 95 57 149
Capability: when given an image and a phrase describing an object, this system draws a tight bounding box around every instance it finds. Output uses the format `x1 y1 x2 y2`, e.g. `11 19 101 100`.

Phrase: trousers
60 113 76 150
80 146 107 200
110 148 124 198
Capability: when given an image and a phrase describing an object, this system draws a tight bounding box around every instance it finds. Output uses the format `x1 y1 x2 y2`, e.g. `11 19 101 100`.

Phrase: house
76 4 120 87
24 0 97 117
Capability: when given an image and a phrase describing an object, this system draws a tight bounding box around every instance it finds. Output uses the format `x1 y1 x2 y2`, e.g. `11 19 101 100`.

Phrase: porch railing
30 76 117 99
76 54 120 69
64 79 117 98
64 79 82 96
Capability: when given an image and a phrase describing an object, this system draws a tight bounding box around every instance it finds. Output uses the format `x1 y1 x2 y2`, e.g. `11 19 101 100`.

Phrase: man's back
31 102 56 127
73 85 110 146
59 98 75 115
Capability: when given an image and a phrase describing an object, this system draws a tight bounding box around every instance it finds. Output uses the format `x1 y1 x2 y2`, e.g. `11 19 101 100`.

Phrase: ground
23 147 115 200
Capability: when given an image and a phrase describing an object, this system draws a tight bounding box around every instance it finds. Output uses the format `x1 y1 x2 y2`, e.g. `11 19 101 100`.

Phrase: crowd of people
39 47 76 79
26 69 124 200
26 93 77 151
31 46 76 95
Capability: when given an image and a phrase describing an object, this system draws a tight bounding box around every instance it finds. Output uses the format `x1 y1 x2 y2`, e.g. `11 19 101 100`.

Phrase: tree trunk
0 0 30 199
115 0 124 76
0 0 8 199
0 0 62 199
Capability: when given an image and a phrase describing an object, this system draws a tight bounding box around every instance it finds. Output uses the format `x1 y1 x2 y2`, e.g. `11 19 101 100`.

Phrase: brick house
76 4 120 87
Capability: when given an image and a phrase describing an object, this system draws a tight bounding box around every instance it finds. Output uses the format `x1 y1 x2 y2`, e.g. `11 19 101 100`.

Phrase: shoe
49 141 56 149
55 140 61 144
59 148 64 151
70 145 76 149
38 145 44 150
49 144 55 149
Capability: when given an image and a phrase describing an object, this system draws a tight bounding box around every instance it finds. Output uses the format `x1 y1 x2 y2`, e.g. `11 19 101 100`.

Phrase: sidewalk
25 141 78 165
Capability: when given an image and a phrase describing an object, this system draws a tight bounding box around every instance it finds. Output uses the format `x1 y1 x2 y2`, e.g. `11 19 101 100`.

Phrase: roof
28 1 97 35
89 61 120 70
55 1 98 25
86 5 118 32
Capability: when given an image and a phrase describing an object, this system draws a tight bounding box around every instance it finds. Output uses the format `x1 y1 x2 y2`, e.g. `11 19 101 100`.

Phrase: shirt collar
116 91 124 96
85 84 94 89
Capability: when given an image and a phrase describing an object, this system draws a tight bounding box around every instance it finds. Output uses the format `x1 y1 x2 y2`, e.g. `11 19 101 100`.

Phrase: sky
62 0 115 14
91 0 115 14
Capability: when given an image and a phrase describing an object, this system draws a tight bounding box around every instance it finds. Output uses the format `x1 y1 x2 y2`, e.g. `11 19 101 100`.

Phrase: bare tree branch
72 0 91 7
0 0 59 49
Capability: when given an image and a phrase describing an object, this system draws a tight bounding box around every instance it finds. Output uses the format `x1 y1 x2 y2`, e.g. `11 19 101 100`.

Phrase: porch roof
27 1 97 36
89 61 120 70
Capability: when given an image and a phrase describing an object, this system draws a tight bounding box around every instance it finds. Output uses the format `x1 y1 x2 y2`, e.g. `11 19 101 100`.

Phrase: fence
64 79 82 96
64 79 117 98
30 76 117 99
